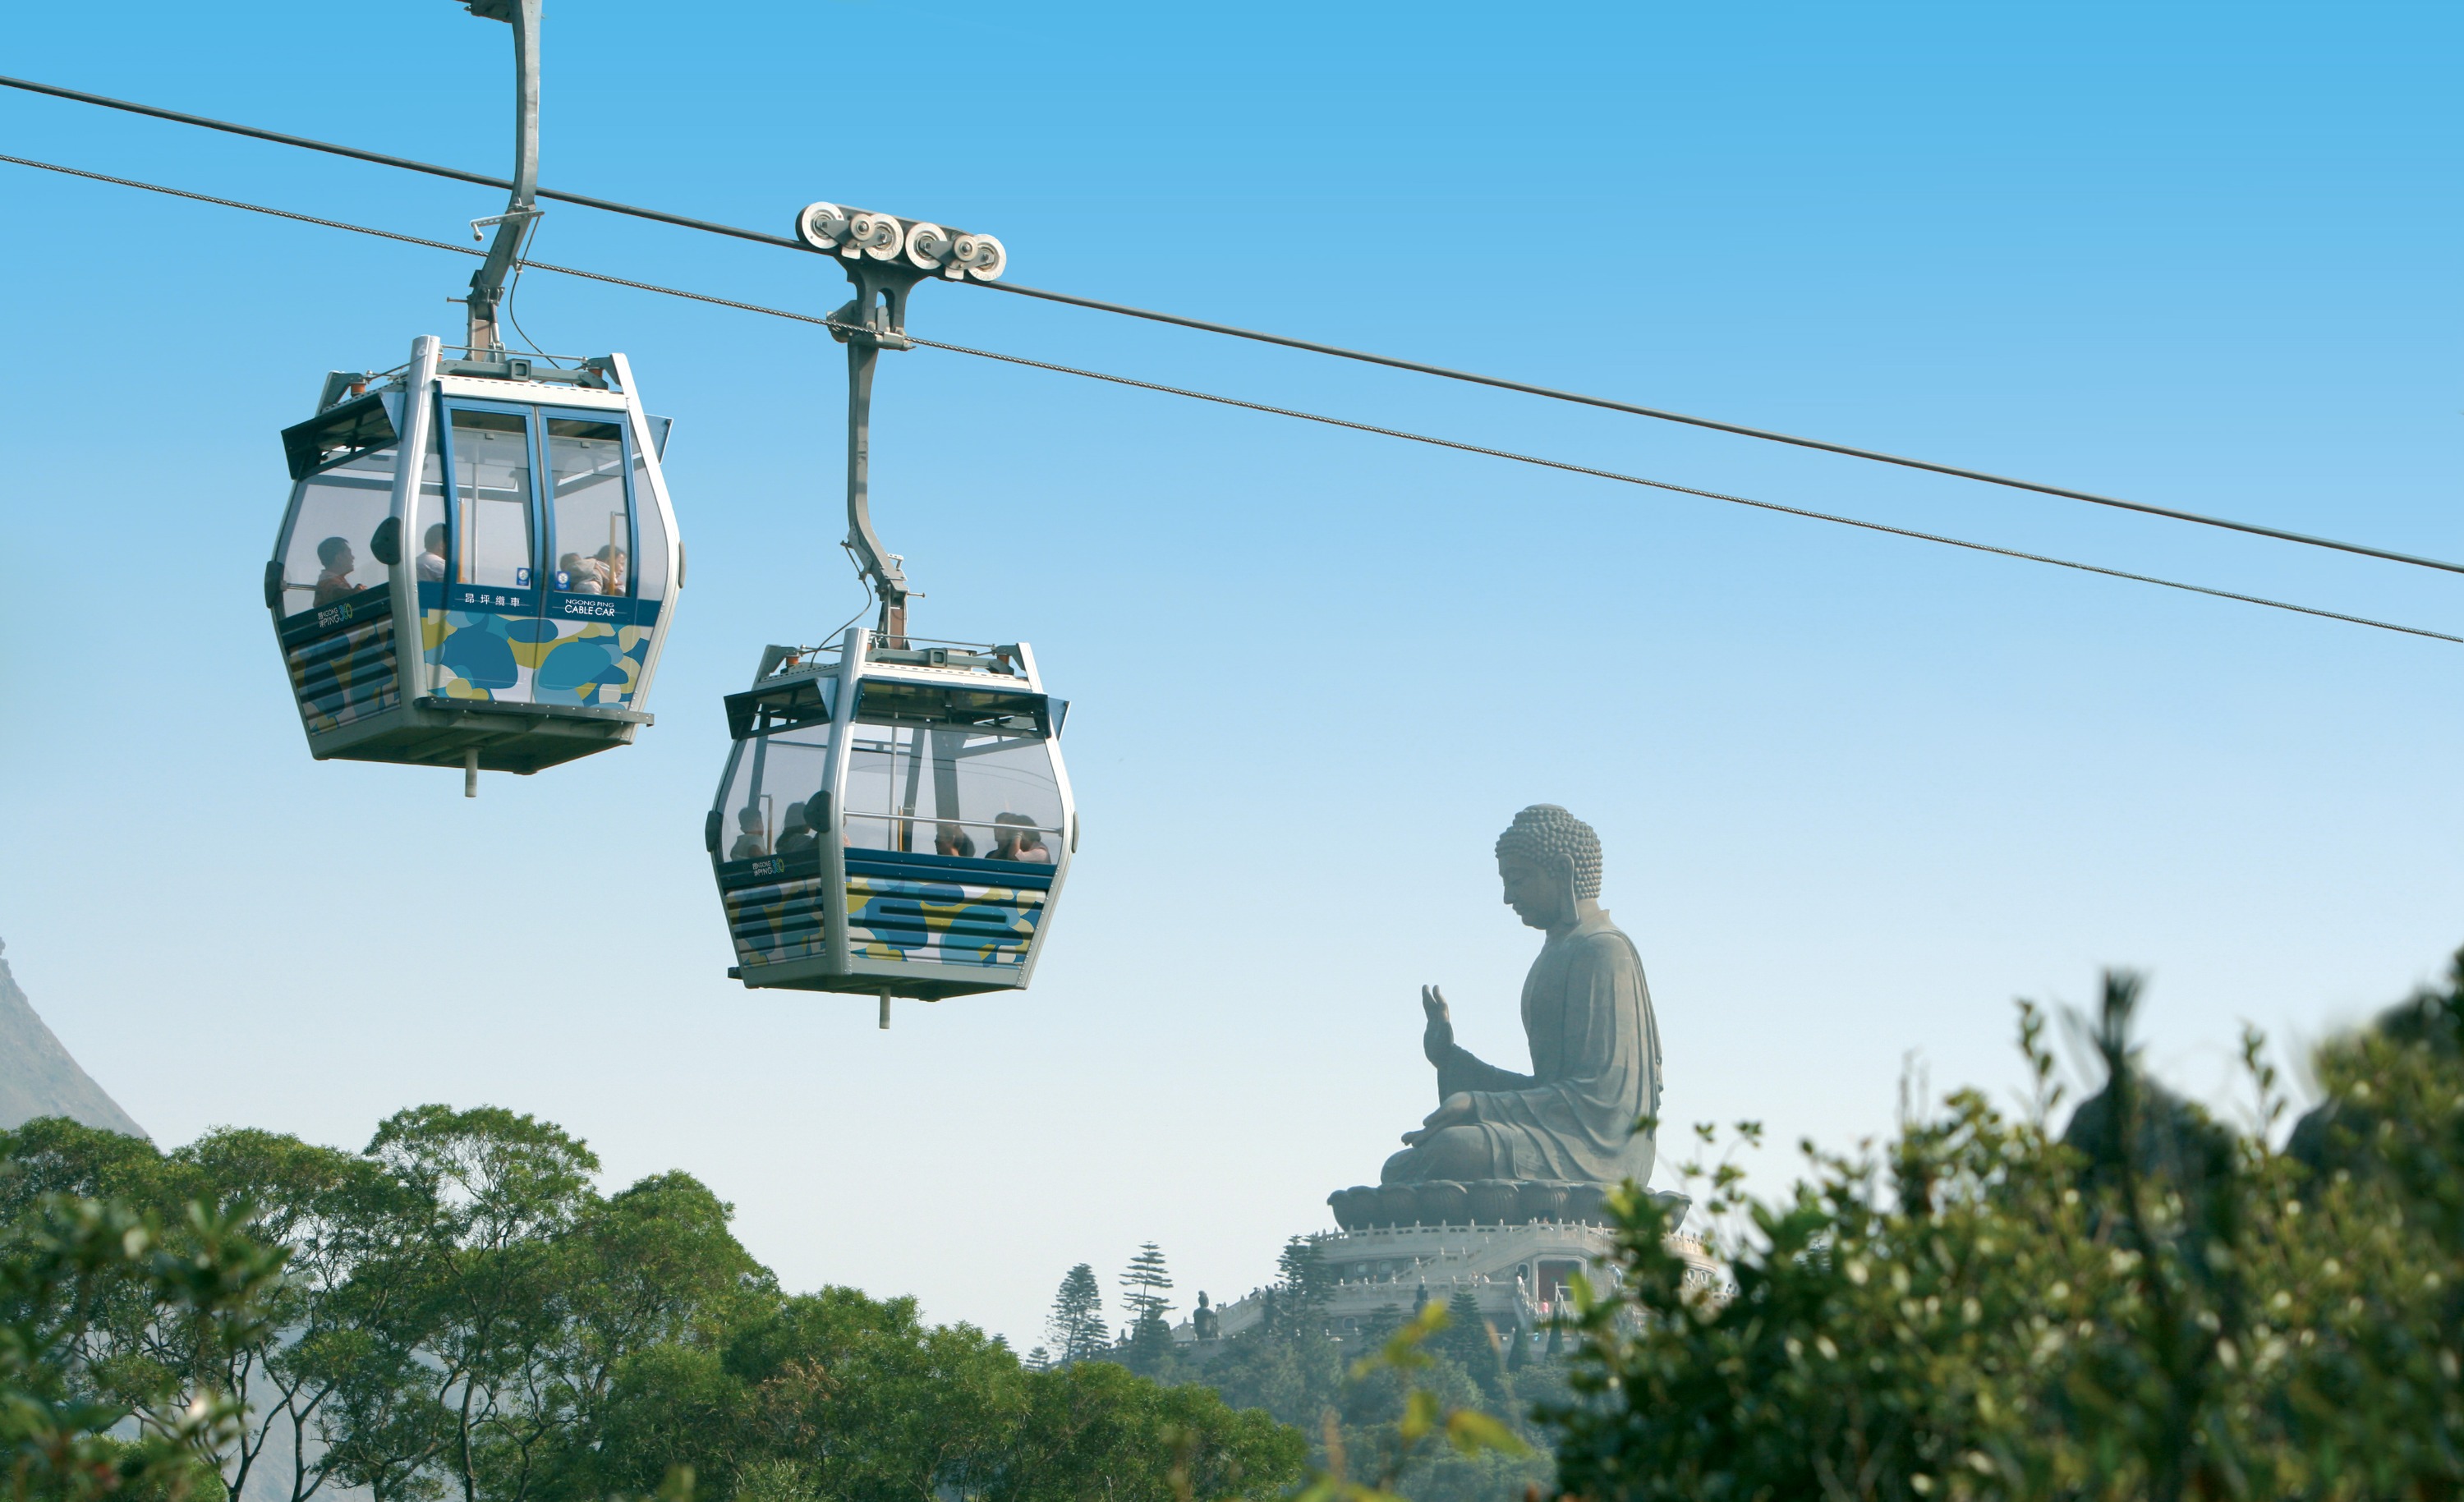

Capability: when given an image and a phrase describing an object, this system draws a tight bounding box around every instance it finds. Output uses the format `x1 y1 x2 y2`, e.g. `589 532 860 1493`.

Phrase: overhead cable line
973 281 2464 578
7 71 2460 581
1 148 2455 649
0 73 804 251
899 338 2464 646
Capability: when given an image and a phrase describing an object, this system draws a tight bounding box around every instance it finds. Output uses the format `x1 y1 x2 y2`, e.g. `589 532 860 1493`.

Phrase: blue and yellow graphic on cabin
723 863 830 967
282 586 401 734
845 874 1044 968
719 861 1047 972
420 585 657 705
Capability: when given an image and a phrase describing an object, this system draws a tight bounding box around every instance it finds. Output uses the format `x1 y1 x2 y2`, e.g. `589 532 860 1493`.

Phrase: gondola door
532 414 647 709
430 402 547 703
428 402 646 707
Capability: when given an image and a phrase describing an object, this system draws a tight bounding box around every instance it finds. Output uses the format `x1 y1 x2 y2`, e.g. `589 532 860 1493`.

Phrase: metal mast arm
792 203 1009 645
843 333 912 642
458 0 540 356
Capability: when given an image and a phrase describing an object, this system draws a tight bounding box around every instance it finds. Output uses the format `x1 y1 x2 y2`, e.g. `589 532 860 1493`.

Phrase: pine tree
1117 1243 1184 1380
1045 1262 1108 1364
1442 1288 1504 1386
1265 1233 1335 1334
1119 1242 1175 1328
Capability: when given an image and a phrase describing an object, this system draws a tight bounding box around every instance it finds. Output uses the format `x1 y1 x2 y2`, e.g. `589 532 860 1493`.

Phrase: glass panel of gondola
841 703 1062 862
627 425 670 604
272 406 402 736
712 686 838 975
718 720 834 866
841 681 1061 976
431 407 540 703
536 415 641 706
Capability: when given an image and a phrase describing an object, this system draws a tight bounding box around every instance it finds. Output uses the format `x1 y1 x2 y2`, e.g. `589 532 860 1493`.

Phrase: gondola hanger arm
456 0 541 359
794 201 1004 645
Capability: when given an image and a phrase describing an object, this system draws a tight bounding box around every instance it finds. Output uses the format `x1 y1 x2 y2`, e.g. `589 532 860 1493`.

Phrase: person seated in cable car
728 806 769 861
312 536 364 606
558 551 609 595
775 802 818 856
989 812 1053 864
593 544 628 594
934 822 977 858
417 524 449 582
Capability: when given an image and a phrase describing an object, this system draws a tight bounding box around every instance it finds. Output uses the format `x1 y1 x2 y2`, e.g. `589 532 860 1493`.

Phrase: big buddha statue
1333 805 1663 1229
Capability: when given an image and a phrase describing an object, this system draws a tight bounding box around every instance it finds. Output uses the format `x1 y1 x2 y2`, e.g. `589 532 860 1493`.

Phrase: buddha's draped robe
1429 910 1661 1183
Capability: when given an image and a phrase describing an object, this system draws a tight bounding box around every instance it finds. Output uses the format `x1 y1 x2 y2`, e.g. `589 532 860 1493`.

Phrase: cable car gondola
263 0 683 794
710 632 1075 1009
706 203 1071 1024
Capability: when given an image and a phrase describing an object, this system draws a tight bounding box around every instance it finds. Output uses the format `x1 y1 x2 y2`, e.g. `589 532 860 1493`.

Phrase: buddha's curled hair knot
1496 804 1602 899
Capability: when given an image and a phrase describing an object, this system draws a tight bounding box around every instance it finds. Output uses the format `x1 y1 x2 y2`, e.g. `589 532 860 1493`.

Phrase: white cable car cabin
266 334 683 778
708 629 1074 1002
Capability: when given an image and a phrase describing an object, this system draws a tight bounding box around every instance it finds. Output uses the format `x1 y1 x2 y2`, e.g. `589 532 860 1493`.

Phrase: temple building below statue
1178 1215 1728 1353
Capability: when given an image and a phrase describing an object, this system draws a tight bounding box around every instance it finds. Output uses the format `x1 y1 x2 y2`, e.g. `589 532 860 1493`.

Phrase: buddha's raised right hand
1421 985 1455 1065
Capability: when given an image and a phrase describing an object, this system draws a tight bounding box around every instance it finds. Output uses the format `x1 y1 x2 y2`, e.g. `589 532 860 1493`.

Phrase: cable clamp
470 206 542 241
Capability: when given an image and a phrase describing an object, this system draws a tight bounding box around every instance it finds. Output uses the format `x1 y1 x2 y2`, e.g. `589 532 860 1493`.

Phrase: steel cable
1 148 2453 647
5 71 2459 578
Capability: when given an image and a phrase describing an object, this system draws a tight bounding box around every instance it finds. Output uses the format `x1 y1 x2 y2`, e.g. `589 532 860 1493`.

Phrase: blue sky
2 0 2459 1347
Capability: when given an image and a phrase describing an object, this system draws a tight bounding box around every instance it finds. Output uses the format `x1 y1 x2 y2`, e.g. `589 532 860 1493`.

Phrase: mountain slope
0 939 147 1139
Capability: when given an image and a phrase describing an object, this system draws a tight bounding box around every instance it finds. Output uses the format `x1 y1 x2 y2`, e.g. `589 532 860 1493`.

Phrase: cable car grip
793 200 1004 650
830 254 933 646
453 0 542 359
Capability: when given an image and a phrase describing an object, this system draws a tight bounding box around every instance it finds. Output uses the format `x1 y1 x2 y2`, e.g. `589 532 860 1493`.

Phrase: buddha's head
1494 804 1602 932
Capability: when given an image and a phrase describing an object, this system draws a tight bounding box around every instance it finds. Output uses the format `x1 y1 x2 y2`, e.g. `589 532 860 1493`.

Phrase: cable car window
413 420 448 581
544 416 630 595
718 722 834 862
446 408 535 589
276 445 398 616
842 717 1063 861
629 438 669 602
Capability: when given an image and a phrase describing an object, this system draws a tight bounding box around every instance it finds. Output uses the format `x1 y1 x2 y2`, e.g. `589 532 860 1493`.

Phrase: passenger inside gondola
594 544 628 594
313 537 362 605
729 806 768 861
775 802 816 855
990 813 1053 863
417 524 448 581
934 822 977 858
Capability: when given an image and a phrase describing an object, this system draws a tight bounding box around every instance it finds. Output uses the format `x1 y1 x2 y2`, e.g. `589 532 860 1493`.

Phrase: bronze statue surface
1378 805 1662 1191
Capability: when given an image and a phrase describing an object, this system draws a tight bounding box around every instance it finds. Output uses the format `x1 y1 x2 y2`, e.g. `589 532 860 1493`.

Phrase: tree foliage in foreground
1548 953 2464 1502
0 1109 1301 1502
0 1187 279 1502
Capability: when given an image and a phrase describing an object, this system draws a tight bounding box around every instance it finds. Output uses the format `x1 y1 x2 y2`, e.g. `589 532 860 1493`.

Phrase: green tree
1193 1249 1344 1435
323 1105 600 1502
997 1357 1302 1500
1434 1292 1500 1398
167 1127 383 1502
1042 1264 1107 1366
1117 1244 1181 1380
1267 1235 1337 1334
1542 956 2464 1500
1119 1243 1174 1329
1294 1301 1528 1502
0 1189 281 1502
2 1108 1307 1502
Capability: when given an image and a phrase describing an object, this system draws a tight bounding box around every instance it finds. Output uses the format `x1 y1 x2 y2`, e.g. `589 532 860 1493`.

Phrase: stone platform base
1178 1215 1729 1352
1327 1178 1685 1231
